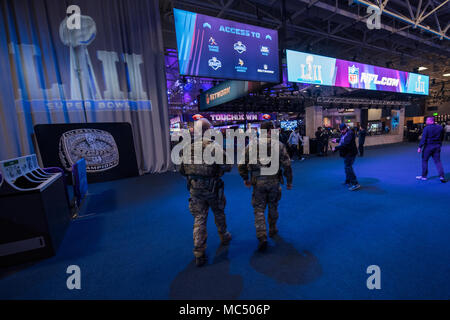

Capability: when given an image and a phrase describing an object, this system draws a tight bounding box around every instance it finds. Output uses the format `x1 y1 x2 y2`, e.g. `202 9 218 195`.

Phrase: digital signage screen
286 49 429 95
174 8 280 83
199 80 265 110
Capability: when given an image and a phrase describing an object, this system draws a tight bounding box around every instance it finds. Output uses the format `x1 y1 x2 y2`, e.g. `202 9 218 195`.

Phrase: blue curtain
0 0 171 173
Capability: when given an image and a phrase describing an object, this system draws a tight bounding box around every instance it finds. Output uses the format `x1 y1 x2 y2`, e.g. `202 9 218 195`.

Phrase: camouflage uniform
180 139 231 258
238 137 292 241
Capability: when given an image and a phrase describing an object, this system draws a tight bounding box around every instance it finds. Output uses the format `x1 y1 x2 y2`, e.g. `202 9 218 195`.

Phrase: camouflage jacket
238 137 293 185
179 138 232 179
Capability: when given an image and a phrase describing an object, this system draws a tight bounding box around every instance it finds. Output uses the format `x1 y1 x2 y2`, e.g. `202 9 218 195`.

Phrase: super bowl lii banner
0 0 171 173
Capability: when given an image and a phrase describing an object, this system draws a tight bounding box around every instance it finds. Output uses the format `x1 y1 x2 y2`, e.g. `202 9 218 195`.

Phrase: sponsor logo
208 37 219 52
203 22 212 29
209 37 217 45
265 34 272 40
257 64 275 74
348 65 359 85
210 86 231 101
208 57 222 70
415 76 425 93
233 41 247 54
235 59 247 73
192 114 204 120
360 73 399 87
260 46 270 56
300 55 323 83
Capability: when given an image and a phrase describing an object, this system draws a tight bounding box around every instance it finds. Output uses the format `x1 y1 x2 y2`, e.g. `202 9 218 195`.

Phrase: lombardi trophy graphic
59 15 101 100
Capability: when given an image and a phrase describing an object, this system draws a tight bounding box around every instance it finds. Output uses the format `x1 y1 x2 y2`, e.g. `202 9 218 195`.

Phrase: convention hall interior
0 0 449 300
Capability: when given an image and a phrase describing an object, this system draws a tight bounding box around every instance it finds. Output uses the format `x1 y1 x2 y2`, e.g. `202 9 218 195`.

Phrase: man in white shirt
288 128 305 161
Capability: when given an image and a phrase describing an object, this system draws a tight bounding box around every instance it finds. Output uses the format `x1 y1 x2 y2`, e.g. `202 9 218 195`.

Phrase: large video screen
174 8 280 83
286 49 429 95
280 120 298 131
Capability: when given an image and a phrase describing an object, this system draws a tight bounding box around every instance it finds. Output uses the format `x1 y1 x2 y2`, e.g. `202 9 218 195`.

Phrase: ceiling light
443 73 450 77
418 66 428 71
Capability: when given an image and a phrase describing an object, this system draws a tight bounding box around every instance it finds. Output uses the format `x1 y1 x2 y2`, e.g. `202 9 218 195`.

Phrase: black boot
195 254 207 267
257 238 268 252
220 231 232 246
268 224 278 238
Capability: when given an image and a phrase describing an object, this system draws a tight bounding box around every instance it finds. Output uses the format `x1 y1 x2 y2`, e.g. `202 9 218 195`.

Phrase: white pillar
305 105 323 139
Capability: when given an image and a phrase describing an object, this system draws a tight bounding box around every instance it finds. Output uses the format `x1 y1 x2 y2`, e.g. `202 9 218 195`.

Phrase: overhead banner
174 8 280 82
187 112 276 123
199 80 264 110
286 50 429 95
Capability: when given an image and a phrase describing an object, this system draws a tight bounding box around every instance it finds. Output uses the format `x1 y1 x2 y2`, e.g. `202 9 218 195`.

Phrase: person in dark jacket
416 117 447 183
315 127 323 156
332 124 360 191
321 127 330 156
358 125 367 157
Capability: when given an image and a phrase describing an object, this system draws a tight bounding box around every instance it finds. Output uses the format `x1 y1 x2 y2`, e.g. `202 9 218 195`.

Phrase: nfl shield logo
348 65 359 85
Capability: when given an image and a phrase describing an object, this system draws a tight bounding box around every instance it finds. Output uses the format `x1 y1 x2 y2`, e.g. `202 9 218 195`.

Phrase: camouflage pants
189 191 227 258
251 179 282 240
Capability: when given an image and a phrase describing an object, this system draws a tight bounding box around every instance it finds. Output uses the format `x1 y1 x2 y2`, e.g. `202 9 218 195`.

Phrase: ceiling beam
170 0 450 60
351 0 450 40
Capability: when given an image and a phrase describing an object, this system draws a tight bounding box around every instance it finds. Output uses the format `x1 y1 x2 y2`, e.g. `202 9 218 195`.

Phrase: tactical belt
254 175 279 180
188 175 217 181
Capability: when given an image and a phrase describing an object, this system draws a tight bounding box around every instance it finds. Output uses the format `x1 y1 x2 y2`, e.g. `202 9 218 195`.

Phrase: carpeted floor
1 142 449 299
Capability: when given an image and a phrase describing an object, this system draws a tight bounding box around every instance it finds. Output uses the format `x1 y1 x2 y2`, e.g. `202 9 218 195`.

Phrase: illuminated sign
188 112 277 122
199 80 265 110
286 49 429 95
174 8 280 82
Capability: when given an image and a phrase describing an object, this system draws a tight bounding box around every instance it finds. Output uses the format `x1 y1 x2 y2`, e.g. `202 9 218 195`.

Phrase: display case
0 155 71 266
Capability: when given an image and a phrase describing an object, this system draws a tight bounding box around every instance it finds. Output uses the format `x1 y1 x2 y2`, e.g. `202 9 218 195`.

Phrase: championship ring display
59 129 119 172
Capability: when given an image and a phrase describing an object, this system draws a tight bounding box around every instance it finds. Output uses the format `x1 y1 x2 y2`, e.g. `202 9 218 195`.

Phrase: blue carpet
1 142 449 299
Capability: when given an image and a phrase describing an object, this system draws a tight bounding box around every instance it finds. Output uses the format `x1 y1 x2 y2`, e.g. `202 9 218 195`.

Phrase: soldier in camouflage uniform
179 119 232 267
238 121 293 251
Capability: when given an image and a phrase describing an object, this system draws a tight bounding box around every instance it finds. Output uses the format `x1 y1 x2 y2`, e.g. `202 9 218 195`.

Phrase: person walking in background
315 127 323 156
332 123 360 191
416 117 447 183
288 128 304 161
358 125 367 157
321 127 329 156
445 122 450 142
